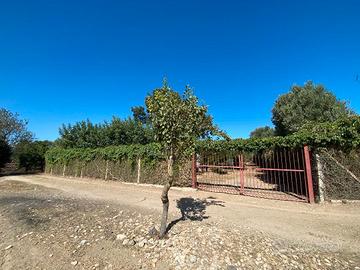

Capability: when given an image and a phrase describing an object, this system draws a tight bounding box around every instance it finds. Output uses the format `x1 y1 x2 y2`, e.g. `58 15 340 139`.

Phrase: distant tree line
56 106 154 148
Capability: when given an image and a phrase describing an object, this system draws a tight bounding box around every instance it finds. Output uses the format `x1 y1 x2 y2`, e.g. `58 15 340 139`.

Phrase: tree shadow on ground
166 196 225 234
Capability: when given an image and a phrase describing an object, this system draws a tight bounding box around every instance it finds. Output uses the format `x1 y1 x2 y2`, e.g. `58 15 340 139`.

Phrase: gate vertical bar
192 154 197 188
239 154 245 194
304 145 315 203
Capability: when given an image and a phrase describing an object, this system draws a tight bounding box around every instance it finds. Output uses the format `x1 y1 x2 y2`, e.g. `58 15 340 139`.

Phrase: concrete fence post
316 153 325 203
105 160 109 180
80 165 84 178
192 154 197 188
62 164 66 177
74 161 78 178
137 158 141 184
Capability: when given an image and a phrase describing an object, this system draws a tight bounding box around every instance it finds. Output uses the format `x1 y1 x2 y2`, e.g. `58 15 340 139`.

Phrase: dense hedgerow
46 116 360 165
45 143 163 166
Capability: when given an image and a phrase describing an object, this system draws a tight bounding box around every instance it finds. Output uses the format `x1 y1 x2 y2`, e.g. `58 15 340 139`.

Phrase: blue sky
1 0 359 141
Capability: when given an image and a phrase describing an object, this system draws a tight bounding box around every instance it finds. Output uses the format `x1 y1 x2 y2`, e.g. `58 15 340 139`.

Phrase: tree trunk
159 155 174 238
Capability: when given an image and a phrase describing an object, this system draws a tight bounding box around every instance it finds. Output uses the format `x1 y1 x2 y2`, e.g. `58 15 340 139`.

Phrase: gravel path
0 177 359 269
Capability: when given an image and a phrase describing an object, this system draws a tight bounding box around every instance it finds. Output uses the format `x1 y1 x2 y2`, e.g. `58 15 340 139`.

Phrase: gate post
239 154 245 194
192 154 197 188
304 146 315 203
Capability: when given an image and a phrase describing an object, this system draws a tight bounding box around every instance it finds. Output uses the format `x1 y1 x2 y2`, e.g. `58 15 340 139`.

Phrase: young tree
249 126 275 138
272 81 352 136
145 81 226 238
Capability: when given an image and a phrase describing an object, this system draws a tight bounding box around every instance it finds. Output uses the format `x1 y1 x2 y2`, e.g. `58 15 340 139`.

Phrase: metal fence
192 146 314 203
314 148 360 201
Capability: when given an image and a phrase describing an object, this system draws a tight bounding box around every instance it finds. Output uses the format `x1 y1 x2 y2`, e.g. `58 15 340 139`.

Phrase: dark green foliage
0 108 33 146
0 139 11 168
106 117 153 146
131 106 149 125
250 126 275 138
58 120 105 148
47 115 360 166
58 116 154 148
13 140 53 171
272 81 352 136
145 84 227 159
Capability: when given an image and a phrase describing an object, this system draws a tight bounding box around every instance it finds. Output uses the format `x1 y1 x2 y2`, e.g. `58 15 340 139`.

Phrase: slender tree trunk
159 154 174 238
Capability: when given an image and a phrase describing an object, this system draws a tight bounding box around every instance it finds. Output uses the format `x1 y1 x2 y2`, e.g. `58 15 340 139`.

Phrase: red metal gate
192 146 314 203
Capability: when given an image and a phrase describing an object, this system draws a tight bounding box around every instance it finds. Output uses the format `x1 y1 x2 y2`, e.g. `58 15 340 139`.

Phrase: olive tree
272 81 352 136
146 82 225 238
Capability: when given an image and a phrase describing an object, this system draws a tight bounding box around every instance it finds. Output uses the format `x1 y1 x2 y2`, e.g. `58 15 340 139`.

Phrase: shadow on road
166 196 225 233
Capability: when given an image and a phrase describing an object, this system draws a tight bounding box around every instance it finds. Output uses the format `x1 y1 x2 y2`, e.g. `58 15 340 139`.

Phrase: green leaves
13 140 52 171
46 116 360 168
45 143 163 166
58 115 154 148
146 84 223 159
197 115 360 153
272 81 353 136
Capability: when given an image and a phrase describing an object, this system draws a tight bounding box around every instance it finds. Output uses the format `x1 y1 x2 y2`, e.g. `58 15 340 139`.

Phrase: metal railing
192 146 314 203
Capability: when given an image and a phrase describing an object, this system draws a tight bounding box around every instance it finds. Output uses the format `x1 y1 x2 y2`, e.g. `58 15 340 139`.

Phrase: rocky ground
0 180 359 270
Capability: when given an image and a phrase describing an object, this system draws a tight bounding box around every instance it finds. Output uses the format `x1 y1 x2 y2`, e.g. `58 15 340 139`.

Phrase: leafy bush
13 140 52 171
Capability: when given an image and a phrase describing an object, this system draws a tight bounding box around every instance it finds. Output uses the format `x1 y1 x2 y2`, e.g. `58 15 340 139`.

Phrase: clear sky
1 0 359 141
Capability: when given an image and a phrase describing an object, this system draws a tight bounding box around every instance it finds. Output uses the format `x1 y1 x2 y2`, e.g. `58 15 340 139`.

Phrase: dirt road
0 174 359 269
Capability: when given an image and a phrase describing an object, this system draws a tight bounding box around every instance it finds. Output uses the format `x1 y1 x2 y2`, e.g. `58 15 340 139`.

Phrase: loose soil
0 174 359 269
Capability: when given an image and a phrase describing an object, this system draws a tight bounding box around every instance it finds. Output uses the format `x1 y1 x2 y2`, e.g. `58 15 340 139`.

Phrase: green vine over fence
197 116 360 153
46 116 360 165
45 143 164 166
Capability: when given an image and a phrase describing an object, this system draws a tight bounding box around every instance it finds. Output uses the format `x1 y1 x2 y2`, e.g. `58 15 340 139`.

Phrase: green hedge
45 143 164 166
46 116 360 165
